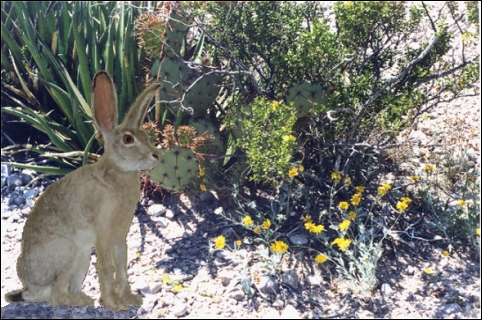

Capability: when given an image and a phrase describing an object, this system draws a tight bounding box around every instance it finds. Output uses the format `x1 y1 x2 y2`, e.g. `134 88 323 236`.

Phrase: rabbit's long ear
121 83 161 129
92 71 118 132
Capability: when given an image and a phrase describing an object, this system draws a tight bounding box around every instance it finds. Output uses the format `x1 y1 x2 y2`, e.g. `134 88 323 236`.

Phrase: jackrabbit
5 71 161 311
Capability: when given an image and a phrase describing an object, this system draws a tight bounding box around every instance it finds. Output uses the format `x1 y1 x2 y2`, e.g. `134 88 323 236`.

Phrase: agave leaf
6 162 73 175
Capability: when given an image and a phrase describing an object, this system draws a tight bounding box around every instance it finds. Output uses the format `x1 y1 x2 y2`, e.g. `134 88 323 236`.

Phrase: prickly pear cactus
286 81 329 118
149 146 202 193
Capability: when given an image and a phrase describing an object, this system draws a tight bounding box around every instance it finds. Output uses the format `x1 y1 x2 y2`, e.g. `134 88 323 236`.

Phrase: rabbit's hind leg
50 241 94 307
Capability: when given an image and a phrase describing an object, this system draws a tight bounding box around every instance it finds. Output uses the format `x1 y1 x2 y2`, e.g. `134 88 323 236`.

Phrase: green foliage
237 98 298 184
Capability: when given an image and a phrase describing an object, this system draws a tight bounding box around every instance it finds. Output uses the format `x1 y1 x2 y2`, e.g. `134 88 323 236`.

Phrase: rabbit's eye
123 134 134 144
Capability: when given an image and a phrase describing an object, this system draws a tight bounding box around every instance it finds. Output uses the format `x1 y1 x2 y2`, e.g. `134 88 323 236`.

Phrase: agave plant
1 1 155 174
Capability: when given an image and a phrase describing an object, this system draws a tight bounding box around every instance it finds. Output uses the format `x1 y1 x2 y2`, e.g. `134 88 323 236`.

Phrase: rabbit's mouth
138 160 156 170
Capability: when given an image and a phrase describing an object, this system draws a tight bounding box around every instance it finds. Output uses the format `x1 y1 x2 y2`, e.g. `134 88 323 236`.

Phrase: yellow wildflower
411 175 420 181
315 253 328 264
351 193 362 206
332 238 352 251
355 186 365 193
262 219 271 229
270 240 289 253
288 167 298 178
282 135 296 142
396 201 408 212
298 165 304 172
338 201 349 210
272 101 279 111
423 165 435 172
253 227 261 234
443 250 449 257
349 211 357 220
172 284 182 292
457 200 466 207
301 215 312 223
344 177 352 185
236 240 242 247
400 197 412 203
382 183 392 190
243 215 253 226
200 184 207 192
135 252 141 259
378 185 391 196
331 171 341 182
310 224 325 235
425 268 432 274
199 167 205 177
162 275 170 283
339 219 351 232
214 235 226 250
476 228 480 236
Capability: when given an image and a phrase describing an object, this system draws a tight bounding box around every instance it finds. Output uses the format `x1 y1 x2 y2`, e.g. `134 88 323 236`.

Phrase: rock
24 189 40 199
257 275 280 295
166 209 175 220
172 301 188 317
199 191 215 202
409 130 427 142
218 270 236 286
229 289 245 301
150 281 164 294
140 294 158 313
305 274 321 287
289 235 308 246
405 265 416 276
381 283 394 298
147 204 167 216
281 270 299 290
1 163 12 177
272 299 284 308
7 175 23 189
95 307 114 318
132 277 150 293
19 172 33 185
281 304 301 319
441 303 463 315
8 193 25 206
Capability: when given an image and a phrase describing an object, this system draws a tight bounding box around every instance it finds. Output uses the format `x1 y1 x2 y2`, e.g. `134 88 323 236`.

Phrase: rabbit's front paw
120 292 143 306
100 294 129 311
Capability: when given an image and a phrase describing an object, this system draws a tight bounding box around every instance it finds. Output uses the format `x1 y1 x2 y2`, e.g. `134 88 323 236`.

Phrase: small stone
7 175 23 189
441 303 463 315
166 209 175 220
229 289 245 301
199 191 215 202
1 163 12 177
19 173 33 185
24 189 40 199
132 277 150 293
289 235 308 246
272 299 284 308
140 294 158 313
257 275 280 295
281 304 301 319
281 270 299 290
172 301 188 317
305 274 321 287
147 204 167 216
150 281 164 294
218 270 236 286
381 283 393 297
406 265 415 276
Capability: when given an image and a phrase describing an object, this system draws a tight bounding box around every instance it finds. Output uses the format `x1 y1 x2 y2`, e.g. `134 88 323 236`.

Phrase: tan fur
5 71 161 311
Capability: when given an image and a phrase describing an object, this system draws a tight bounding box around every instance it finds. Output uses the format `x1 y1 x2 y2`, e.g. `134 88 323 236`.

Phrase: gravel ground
1 2 480 319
